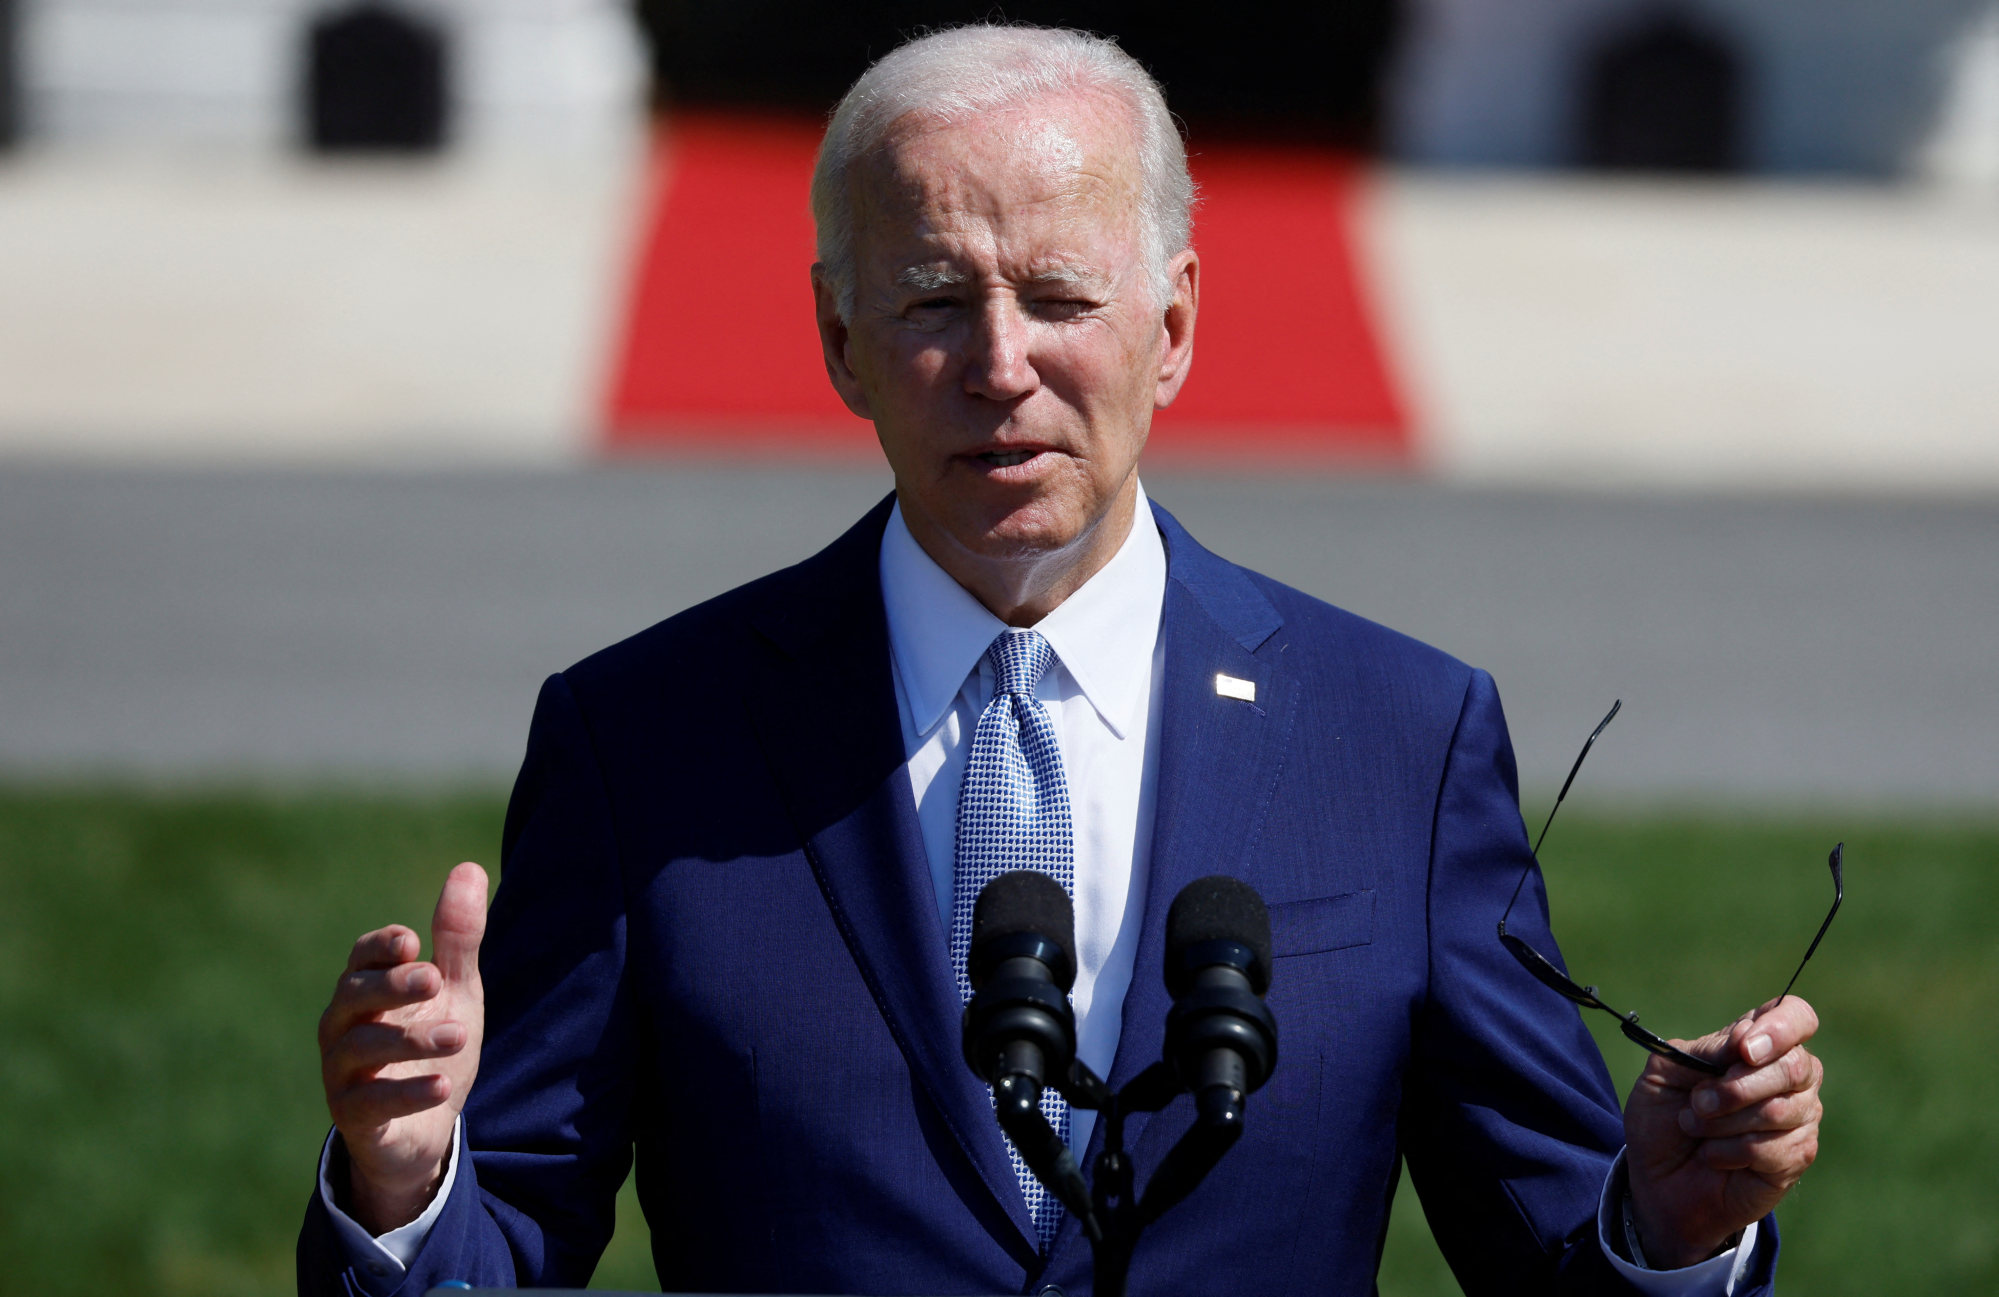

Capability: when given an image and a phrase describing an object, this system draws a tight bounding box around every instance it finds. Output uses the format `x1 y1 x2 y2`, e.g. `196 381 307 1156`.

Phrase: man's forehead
856 92 1143 211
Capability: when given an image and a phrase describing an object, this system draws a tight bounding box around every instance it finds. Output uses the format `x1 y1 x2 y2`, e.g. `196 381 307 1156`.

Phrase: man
304 24 1823 1297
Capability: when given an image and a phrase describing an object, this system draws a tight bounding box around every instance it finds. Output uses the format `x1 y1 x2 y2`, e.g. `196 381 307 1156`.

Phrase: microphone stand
1057 1059 1246 1297
960 873 1271 1296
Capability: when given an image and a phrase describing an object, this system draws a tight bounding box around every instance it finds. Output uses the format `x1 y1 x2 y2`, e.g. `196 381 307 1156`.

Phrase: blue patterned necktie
949 627 1075 1252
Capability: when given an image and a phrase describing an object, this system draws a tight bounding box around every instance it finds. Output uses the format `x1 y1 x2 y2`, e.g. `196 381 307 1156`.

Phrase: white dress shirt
326 477 1754 1292
879 483 1169 1157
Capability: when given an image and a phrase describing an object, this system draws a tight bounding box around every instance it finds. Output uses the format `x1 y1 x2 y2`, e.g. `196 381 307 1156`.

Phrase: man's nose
962 300 1038 401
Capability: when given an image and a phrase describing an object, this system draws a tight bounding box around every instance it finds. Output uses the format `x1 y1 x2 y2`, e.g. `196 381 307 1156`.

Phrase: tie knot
987 628 1054 700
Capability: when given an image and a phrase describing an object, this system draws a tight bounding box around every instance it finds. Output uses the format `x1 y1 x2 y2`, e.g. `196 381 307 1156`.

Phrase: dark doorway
632 2 1405 148
0 0 20 150
303 2 450 152
1577 6 1746 171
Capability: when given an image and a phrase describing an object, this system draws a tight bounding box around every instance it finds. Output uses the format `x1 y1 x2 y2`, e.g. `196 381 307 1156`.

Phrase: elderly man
302 24 1823 1297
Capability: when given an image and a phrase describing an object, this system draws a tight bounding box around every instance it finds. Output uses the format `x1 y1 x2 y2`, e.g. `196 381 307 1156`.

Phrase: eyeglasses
1497 700 1845 1077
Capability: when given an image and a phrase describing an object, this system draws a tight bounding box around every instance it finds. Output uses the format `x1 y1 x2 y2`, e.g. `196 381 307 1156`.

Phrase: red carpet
605 113 1410 463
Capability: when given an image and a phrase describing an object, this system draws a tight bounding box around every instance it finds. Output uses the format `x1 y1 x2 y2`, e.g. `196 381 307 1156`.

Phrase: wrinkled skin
812 91 1198 625
317 863 486 1231
1624 995 1824 1265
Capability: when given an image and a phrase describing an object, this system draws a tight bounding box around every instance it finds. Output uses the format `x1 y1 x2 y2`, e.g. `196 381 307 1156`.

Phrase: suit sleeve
298 672 640 1295
1397 669 1779 1296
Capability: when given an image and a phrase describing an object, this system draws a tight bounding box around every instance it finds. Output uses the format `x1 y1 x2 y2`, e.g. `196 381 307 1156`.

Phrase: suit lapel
743 498 1038 1257
741 498 1296 1263
1101 502 1298 1147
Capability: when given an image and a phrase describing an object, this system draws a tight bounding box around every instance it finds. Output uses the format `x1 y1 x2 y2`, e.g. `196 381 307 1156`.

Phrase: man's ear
1153 249 1199 410
812 265 874 420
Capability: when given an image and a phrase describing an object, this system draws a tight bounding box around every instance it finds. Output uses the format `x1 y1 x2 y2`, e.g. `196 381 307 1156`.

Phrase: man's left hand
1623 995 1824 1268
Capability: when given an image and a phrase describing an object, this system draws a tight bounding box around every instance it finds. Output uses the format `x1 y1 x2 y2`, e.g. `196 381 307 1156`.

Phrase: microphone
960 870 1099 1238
963 869 1078 1086
1163 876 1278 1129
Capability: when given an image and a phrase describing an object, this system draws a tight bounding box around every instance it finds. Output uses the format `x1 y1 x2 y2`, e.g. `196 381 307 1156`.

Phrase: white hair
809 24 1195 320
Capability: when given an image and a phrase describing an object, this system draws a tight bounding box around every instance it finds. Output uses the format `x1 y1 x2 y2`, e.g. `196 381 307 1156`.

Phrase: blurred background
1 2 1995 1294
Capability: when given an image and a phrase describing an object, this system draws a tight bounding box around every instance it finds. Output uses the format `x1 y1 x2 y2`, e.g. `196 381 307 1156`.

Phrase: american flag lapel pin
1214 673 1256 703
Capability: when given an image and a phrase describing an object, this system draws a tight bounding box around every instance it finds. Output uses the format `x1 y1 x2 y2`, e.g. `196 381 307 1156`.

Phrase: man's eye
909 297 959 312
1035 298 1095 318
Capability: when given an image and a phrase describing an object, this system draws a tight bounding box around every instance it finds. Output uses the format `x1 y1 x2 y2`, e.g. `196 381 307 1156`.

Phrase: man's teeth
981 450 1036 467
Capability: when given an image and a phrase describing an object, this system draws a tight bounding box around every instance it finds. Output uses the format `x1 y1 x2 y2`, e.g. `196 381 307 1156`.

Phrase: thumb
1727 993 1819 1067
431 861 489 988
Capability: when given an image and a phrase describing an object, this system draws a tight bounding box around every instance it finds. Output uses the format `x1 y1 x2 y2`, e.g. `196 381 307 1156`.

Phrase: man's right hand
318 861 488 1234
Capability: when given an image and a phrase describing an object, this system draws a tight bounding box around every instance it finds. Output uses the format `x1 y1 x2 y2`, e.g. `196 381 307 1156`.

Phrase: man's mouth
977 449 1040 468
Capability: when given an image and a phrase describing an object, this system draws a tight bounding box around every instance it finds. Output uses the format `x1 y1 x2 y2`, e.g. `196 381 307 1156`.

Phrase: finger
431 862 489 989
318 962 443 1045
1643 1004 1761 1088
329 1074 454 1129
345 925 422 974
1642 1040 1736 1088
1679 1083 1823 1139
336 962 442 1014
1694 1123 1820 1179
1728 995 1820 1069
1691 1046 1821 1120
324 1019 468 1079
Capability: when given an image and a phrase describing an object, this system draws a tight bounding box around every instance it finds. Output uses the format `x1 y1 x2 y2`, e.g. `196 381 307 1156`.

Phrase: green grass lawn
1 787 1992 1295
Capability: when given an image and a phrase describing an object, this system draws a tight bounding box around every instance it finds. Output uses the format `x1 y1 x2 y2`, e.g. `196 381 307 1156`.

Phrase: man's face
815 93 1196 575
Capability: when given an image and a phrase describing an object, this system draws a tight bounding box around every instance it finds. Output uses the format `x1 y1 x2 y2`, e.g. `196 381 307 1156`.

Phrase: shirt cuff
1597 1150 1757 1296
316 1117 462 1284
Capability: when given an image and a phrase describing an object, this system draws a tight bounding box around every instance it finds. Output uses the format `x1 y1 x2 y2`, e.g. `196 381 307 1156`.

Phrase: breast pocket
1268 889 1375 958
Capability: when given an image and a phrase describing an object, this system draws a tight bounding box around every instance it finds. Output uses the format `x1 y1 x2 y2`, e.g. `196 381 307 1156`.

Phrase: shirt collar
879 480 1166 741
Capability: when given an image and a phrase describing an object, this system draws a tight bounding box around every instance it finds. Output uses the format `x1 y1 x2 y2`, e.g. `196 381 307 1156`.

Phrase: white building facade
1388 0 1999 176
12 0 646 157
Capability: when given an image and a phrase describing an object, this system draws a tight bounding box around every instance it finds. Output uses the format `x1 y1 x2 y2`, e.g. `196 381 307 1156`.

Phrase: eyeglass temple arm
1504 700 1624 923
1777 842 1844 1004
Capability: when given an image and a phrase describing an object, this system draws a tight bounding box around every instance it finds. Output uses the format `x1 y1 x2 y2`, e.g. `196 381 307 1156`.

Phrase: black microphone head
970 870 1076 991
1165 875 1273 997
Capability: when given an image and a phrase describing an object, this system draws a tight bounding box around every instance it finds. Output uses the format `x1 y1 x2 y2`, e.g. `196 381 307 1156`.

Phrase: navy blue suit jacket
301 497 1778 1296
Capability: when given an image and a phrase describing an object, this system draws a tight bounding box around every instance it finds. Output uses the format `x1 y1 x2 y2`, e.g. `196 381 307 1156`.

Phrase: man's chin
934 470 1147 564
898 476 1130 577
955 525 1080 565
954 498 1096 560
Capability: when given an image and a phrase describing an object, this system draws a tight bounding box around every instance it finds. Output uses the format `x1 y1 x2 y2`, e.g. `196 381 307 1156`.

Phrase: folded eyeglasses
1497 700 1843 1077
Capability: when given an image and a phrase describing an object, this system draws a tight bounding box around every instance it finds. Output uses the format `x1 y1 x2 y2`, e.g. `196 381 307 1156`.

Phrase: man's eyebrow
894 265 970 292
891 265 1108 293
1024 266 1101 286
